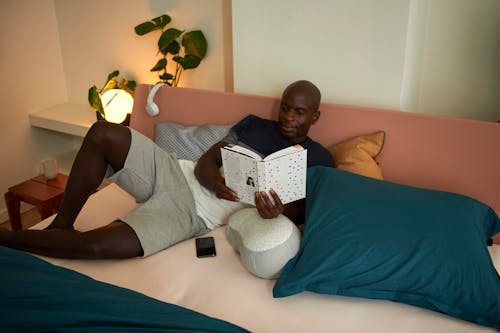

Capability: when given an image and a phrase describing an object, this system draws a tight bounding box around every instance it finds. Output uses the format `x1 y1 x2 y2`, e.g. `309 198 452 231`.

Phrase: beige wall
55 0 231 103
232 0 500 122
0 0 231 222
0 0 72 222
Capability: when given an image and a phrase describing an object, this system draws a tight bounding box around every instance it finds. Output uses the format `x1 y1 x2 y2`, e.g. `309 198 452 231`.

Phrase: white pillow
226 208 301 279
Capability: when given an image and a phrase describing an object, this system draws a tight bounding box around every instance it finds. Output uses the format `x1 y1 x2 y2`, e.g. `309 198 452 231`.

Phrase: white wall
0 0 231 222
232 0 500 122
411 0 500 121
233 0 410 110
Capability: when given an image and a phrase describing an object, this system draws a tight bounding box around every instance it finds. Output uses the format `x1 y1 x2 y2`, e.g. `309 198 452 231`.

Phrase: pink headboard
131 84 500 242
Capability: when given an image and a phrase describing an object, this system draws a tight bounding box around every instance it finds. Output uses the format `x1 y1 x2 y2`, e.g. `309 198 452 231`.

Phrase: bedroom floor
0 208 41 230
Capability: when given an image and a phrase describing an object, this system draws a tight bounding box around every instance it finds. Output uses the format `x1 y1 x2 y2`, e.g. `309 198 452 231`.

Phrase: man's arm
196 142 305 223
194 141 239 202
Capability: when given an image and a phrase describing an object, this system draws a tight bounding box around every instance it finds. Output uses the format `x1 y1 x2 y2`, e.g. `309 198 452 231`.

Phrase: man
0 80 332 259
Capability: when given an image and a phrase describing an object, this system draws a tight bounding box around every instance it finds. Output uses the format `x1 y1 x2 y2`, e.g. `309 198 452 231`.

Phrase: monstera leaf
173 55 201 70
182 30 207 59
158 28 183 55
134 15 171 36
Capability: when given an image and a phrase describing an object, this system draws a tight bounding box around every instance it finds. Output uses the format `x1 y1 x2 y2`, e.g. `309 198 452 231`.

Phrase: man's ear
312 110 321 124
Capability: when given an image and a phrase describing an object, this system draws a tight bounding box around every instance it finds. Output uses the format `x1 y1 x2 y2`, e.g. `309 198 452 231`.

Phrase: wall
233 0 409 110
0 0 71 222
232 0 500 122
2 0 497 222
411 0 500 121
0 0 231 222
55 0 232 103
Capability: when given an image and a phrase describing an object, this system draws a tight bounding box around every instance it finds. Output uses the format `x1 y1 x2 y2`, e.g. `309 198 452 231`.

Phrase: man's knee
86 121 131 156
87 121 120 146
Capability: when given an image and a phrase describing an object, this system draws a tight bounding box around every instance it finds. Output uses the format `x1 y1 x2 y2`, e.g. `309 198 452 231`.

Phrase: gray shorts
107 129 208 257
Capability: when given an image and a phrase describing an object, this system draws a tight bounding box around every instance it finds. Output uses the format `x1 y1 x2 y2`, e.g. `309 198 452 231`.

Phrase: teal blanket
0 246 248 333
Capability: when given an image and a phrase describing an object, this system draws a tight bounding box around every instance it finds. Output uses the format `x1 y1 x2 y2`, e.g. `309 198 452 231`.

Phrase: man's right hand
214 177 240 202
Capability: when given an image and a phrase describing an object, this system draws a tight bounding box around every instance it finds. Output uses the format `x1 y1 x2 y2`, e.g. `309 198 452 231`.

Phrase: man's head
278 80 321 143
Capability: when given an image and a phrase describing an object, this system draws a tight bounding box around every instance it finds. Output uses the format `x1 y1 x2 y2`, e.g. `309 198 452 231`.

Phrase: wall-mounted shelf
29 103 96 137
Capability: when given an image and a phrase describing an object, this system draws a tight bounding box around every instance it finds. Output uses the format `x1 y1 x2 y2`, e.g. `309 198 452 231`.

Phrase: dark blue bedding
0 246 249 333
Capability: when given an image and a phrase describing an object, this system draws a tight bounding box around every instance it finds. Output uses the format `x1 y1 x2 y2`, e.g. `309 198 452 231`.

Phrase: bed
2 84 499 332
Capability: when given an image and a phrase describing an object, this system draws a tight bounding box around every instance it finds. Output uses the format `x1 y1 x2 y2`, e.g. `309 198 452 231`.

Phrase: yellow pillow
328 131 385 180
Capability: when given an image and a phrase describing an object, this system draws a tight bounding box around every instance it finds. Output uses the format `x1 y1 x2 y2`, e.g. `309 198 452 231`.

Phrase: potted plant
135 14 208 87
88 70 136 124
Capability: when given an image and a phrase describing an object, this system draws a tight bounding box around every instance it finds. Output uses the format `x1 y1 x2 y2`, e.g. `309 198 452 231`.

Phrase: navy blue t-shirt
223 115 332 167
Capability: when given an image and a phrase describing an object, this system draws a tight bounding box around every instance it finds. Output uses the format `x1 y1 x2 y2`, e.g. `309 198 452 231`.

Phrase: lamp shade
101 89 134 124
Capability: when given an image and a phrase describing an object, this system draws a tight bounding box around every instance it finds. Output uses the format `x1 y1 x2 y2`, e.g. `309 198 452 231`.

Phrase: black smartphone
195 236 216 258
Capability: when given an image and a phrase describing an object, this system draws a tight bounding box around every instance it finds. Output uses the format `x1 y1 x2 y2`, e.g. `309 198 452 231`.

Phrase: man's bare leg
48 121 131 229
0 221 142 259
0 121 143 258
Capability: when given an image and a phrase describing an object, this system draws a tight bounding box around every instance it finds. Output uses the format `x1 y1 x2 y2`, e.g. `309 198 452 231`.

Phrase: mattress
32 183 500 333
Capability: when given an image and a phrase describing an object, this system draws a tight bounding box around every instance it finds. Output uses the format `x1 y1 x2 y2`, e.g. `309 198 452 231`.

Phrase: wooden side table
4 174 68 230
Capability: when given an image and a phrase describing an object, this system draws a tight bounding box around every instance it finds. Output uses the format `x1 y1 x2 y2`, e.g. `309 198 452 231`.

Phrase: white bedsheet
33 183 500 333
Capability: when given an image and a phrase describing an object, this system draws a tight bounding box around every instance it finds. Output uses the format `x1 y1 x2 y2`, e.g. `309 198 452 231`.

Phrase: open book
220 144 307 205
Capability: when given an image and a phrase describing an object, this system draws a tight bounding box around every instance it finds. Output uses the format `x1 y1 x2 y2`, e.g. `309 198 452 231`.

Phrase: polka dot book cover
221 144 307 205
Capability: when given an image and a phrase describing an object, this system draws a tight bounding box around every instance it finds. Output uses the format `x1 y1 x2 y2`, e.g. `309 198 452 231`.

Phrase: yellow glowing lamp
101 89 134 124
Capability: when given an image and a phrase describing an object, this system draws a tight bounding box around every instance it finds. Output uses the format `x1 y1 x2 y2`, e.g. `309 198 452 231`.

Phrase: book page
221 148 261 205
263 144 304 161
224 145 263 161
262 149 307 204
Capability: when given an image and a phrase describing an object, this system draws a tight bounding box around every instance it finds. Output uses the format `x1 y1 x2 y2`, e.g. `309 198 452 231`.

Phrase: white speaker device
145 83 167 117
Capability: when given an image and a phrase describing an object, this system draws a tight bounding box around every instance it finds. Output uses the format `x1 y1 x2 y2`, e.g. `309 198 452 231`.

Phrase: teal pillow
273 167 500 330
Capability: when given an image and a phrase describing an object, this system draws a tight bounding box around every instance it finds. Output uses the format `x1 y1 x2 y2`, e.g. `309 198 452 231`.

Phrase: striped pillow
155 122 233 160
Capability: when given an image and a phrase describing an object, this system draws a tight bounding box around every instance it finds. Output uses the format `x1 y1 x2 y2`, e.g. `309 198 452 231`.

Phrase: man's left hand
255 189 284 219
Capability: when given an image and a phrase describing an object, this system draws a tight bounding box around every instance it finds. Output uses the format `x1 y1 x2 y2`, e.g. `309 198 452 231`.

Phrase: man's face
278 87 319 143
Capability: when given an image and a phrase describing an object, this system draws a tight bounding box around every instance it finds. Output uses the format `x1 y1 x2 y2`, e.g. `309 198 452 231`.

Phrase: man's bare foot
0 227 11 244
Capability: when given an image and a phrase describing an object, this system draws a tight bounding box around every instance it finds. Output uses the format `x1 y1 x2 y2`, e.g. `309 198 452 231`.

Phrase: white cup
41 159 59 180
